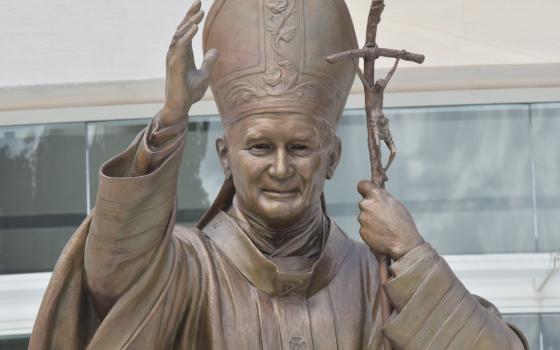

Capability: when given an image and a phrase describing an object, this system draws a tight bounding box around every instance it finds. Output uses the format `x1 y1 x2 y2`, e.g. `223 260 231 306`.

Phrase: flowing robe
30 117 527 349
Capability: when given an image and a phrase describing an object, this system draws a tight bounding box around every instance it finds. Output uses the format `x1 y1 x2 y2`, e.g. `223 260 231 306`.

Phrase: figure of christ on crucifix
30 0 528 349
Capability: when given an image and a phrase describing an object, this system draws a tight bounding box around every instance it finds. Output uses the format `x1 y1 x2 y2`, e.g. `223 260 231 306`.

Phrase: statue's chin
252 197 313 229
255 206 299 227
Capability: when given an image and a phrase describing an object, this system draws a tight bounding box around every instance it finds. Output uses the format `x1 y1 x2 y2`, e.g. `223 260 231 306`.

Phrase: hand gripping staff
327 1 425 349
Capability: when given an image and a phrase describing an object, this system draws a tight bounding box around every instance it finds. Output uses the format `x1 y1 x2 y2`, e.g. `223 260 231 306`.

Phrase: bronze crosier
328 1 425 348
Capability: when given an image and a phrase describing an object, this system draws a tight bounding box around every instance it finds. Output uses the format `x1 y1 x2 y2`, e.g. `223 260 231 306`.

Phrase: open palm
162 0 218 124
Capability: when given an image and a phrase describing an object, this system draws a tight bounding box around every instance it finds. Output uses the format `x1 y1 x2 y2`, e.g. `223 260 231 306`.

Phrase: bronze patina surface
30 0 527 349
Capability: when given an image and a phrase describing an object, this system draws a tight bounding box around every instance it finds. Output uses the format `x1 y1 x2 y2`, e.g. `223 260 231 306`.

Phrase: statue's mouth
262 189 298 198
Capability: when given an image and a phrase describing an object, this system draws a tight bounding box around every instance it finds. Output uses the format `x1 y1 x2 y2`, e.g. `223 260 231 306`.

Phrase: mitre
203 0 358 128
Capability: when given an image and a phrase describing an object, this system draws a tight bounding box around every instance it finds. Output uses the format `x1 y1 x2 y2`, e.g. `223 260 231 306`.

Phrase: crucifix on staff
328 1 425 348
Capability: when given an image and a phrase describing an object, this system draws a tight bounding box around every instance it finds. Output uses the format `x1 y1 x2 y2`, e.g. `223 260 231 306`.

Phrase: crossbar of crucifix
327 47 424 66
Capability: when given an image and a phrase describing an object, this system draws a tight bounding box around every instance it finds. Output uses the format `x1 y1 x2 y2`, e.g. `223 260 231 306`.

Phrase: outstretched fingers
175 10 204 41
175 24 199 49
170 0 204 51
177 0 202 29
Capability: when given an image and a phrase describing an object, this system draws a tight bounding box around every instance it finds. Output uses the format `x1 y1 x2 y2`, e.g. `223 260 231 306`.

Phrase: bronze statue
30 0 528 349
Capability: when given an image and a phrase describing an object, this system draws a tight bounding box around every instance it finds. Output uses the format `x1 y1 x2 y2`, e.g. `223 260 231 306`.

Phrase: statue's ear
216 137 231 178
326 136 341 180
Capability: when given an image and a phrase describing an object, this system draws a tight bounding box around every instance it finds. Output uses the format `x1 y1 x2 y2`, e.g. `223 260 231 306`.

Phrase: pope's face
217 114 340 228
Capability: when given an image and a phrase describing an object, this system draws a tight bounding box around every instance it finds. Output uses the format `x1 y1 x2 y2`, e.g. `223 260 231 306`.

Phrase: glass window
542 313 560 350
86 119 147 210
502 314 540 350
87 116 224 227
0 123 86 274
531 103 560 252
323 114 369 237
0 335 29 350
503 313 560 349
175 116 225 225
326 105 535 254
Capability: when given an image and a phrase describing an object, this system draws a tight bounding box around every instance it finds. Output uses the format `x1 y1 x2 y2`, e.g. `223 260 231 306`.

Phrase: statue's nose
268 149 294 180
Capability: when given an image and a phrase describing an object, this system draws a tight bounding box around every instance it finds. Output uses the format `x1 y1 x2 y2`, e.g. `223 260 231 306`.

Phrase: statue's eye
249 143 272 154
289 144 308 152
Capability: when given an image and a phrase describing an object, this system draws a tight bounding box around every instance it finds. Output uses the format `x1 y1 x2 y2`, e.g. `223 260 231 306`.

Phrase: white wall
348 0 560 68
1 0 559 87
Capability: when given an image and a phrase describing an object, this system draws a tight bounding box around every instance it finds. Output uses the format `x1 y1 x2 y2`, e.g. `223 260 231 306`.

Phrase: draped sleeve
30 115 209 350
84 115 187 316
381 243 528 350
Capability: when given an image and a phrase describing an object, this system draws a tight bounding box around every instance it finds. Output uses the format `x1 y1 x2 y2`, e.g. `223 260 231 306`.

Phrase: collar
203 211 352 298
228 197 324 258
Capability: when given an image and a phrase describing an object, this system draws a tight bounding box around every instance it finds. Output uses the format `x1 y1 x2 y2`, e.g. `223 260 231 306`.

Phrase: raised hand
357 180 424 260
161 0 219 125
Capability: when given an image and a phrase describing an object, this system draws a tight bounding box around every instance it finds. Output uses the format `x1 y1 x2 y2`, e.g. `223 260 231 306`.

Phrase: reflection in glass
542 313 560 350
326 105 534 254
503 313 560 349
175 116 224 225
532 103 560 252
502 314 540 350
0 335 29 350
87 116 224 227
86 119 147 210
0 123 86 274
